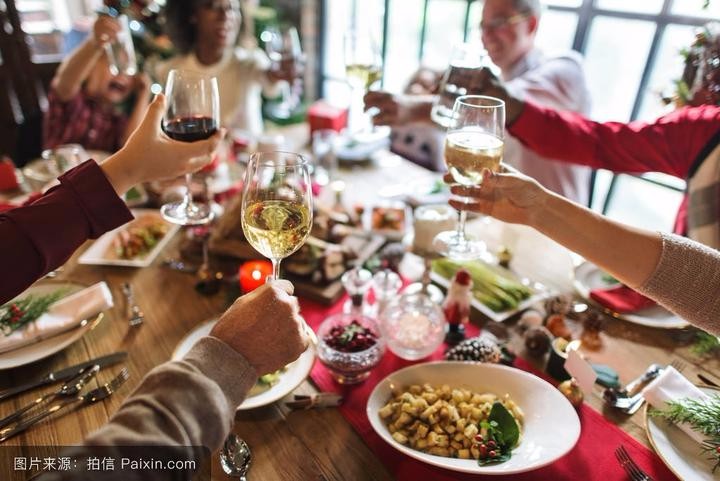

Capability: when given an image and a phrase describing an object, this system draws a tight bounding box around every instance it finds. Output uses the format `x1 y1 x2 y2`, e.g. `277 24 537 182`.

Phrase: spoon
220 434 252 480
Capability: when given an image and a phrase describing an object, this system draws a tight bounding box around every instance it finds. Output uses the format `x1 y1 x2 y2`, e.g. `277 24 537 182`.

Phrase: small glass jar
380 292 446 360
342 267 373 315
372 269 402 318
317 313 385 384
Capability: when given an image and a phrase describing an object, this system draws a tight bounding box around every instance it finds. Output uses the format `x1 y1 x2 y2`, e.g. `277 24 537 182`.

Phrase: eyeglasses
480 12 532 32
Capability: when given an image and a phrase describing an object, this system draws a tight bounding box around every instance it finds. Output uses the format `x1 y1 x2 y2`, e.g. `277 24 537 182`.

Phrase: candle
238 260 273 293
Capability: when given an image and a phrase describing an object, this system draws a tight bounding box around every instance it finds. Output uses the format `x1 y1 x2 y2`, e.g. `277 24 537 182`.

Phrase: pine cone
445 337 501 363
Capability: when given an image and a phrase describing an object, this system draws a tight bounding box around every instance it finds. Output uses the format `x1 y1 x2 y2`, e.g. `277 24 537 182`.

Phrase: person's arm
1 95 223 303
449 170 720 334
51 16 120 101
469 67 720 177
39 281 310 481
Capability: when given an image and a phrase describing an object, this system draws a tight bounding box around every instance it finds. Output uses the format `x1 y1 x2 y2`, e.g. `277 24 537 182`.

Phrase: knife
0 352 127 402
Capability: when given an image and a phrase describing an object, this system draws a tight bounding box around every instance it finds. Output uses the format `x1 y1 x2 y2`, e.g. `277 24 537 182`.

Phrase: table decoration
380 292 445 361
317 313 384 384
238 260 274 293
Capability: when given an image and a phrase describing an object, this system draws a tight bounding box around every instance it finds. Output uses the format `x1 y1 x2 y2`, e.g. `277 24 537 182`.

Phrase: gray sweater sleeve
39 336 257 480
637 232 720 335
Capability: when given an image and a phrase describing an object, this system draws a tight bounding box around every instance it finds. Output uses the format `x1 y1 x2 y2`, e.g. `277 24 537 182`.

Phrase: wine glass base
432 230 488 261
161 201 214 226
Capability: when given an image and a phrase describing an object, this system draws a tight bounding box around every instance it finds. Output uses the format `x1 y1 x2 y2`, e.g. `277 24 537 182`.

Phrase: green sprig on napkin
651 395 720 472
0 290 67 336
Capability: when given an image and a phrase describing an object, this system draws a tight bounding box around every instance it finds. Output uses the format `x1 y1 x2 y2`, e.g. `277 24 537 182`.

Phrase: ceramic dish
78 209 179 268
367 362 581 475
645 385 719 481
573 261 689 329
172 319 316 410
0 282 103 370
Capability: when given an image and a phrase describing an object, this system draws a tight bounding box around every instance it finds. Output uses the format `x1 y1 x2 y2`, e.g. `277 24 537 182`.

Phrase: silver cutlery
604 360 686 414
698 373 720 388
0 365 98 429
220 433 252 480
615 444 654 481
0 368 129 442
122 283 144 326
0 352 126 402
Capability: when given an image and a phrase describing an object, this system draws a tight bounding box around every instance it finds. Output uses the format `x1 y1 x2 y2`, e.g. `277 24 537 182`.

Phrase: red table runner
300 296 679 481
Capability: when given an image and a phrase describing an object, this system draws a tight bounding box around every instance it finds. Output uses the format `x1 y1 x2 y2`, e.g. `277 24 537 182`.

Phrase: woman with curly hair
155 0 284 135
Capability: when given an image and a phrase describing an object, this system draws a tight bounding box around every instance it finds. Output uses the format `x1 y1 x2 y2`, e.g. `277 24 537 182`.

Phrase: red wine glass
160 69 220 225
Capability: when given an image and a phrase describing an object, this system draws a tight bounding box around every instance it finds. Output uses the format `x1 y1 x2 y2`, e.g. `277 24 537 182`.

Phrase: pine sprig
651 395 720 472
692 331 720 356
0 290 68 336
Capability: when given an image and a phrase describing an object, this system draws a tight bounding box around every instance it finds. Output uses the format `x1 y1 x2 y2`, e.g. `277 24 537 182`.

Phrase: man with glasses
366 0 592 204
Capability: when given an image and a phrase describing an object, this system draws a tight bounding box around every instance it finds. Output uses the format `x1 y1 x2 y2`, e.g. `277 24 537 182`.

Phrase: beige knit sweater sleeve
637 233 720 335
39 336 257 480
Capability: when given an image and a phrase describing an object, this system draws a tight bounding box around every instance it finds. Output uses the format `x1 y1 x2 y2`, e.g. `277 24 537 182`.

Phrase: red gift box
307 101 348 136
0 158 19 191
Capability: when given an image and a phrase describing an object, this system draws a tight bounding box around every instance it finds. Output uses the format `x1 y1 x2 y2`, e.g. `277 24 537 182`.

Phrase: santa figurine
442 269 473 345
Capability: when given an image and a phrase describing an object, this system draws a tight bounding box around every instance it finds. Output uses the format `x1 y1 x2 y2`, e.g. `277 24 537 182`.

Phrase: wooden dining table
1 129 719 480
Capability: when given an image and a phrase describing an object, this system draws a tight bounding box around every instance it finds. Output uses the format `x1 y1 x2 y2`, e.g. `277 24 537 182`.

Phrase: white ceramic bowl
366 361 581 475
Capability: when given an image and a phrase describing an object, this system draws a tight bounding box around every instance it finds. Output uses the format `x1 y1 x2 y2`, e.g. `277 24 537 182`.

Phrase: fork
615 445 654 481
0 368 130 442
122 283 144 326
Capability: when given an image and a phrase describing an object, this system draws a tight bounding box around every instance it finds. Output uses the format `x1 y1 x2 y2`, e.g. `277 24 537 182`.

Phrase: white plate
367 362 581 475
431 261 552 323
645 386 719 481
0 282 103 370
573 261 689 329
172 319 316 410
78 209 180 268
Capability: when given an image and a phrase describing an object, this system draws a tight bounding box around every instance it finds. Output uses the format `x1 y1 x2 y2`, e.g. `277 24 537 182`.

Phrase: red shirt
0 160 132 303
509 102 720 234
43 89 128 153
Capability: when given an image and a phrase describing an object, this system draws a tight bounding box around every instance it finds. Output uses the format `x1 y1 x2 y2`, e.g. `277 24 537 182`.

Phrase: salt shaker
372 269 402 319
342 267 373 315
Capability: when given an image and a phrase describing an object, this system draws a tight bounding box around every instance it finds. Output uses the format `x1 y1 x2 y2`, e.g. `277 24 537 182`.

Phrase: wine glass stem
183 173 194 209
269 258 281 281
456 209 468 243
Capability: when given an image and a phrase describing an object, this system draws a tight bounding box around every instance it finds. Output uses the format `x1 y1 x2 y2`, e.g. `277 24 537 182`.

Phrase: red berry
487 440 496 449
474 434 483 442
489 450 497 458
716 446 720 454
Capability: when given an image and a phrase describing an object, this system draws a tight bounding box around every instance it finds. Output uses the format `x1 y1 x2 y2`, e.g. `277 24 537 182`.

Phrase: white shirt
503 49 592 204
155 48 277 136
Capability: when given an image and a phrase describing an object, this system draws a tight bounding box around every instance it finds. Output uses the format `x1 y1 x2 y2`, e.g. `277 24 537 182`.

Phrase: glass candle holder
380 292 446 360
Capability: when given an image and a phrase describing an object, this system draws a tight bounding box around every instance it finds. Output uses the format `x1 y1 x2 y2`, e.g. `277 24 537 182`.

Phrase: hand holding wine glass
344 28 383 135
433 95 505 260
264 25 304 118
160 69 220 225
241 152 313 280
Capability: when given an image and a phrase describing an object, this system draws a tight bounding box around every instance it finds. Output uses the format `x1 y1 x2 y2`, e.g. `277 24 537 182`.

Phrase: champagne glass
160 69 220 225
264 25 304 119
431 43 488 128
433 95 505 260
344 29 382 136
241 151 313 280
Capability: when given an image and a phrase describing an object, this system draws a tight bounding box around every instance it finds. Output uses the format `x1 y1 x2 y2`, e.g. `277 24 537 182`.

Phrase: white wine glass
344 29 382 136
160 69 220 225
241 151 313 280
433 95 505 260
264 25 304 119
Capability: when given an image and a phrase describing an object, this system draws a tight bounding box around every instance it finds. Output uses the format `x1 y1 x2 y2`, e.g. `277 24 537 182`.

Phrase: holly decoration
473 402 520 465
324 320 378 353
0 290 67 336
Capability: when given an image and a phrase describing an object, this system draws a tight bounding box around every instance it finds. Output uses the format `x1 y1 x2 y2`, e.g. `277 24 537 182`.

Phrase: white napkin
0 282 113 353
642 366 710 444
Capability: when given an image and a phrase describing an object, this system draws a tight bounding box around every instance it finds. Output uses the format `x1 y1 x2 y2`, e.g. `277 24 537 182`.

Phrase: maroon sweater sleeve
509 102 720 178
0 160 133 303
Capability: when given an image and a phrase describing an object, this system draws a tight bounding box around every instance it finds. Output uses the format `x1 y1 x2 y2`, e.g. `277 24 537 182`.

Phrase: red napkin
300 294 679 481
0 157 19 191
0 202 16 213
590 285 656 313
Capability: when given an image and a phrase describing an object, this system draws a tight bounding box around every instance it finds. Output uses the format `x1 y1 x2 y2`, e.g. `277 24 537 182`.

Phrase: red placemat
300 296 679 481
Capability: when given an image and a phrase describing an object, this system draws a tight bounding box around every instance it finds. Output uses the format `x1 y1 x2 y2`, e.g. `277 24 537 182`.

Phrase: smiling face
194 0 241 54
480 0 539 72
85 54 134 105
